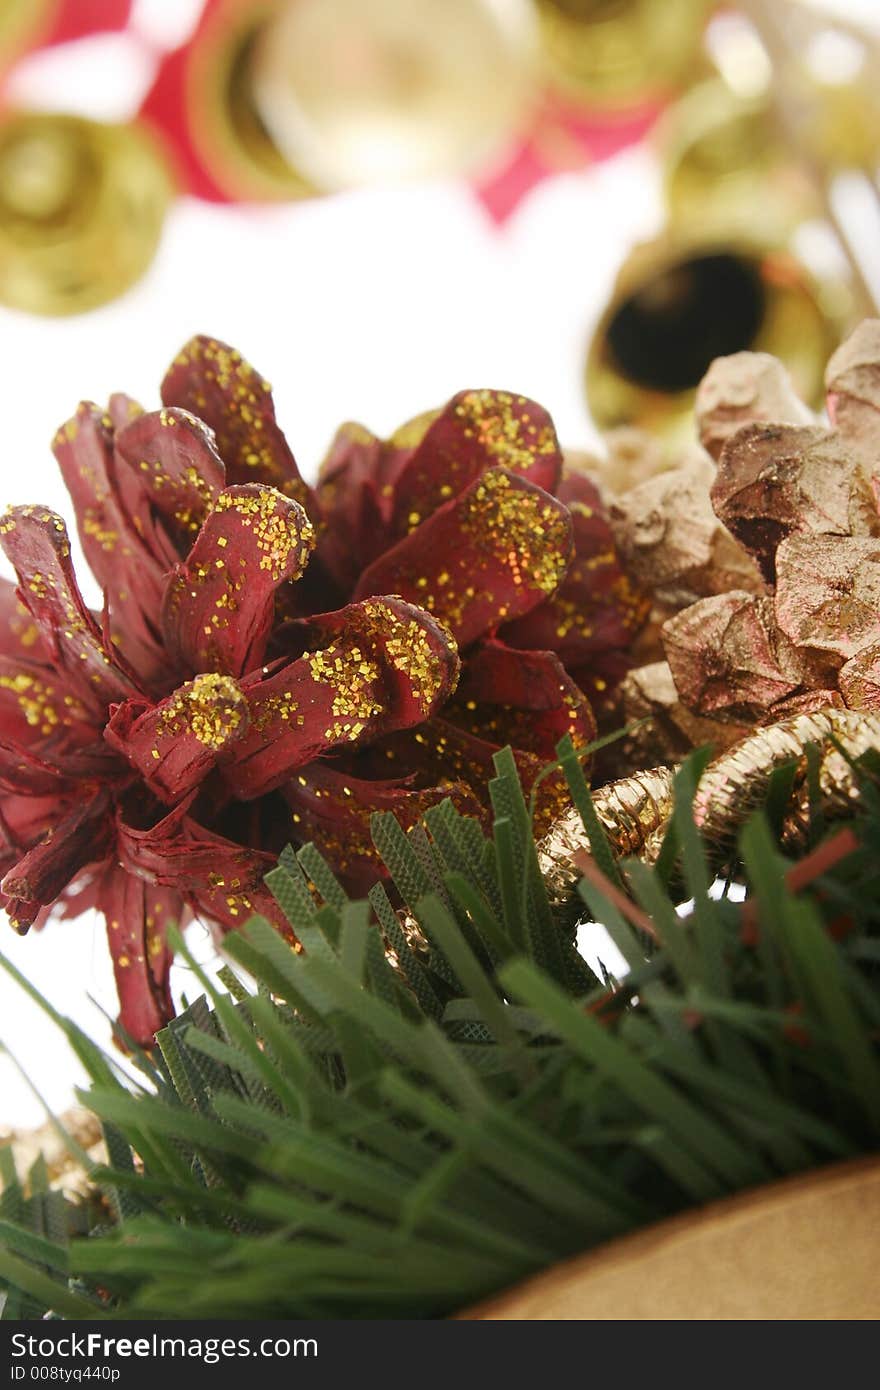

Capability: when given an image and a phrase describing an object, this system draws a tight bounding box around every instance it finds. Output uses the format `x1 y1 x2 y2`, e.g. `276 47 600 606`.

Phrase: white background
1 0 877 1128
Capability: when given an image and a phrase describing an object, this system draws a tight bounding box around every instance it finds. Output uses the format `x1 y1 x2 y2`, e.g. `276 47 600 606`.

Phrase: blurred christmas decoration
0 335 650 1041
752 0 880 174
0 0 171 315
585 230 851 444
0 111 171 316
659 79 801 230
140 0 538 202
252 0 537 190
474 89 659 223
139 0 315 202
584 1 880 439
0 1 133 74
1 2 879 316
0 1 58 70
477 0 717 218
138 0 713 219
534 0 714 107
137 0 688 210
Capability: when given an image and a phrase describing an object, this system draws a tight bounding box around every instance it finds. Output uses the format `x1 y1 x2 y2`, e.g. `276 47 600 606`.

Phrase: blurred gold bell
186 0 313 200
585 233 851 444
534 0 715 107
249 0 537 189
659 79 814 235
0 112 172 317
584 63 857 443
797 37 880 172
765 1 880 173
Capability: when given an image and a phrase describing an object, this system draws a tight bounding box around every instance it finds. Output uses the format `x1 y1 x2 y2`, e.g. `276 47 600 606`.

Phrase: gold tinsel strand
538 708 880 906
538 765 675 907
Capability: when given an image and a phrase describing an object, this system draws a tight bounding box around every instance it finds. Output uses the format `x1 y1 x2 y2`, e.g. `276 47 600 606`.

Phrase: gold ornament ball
0 112 173 317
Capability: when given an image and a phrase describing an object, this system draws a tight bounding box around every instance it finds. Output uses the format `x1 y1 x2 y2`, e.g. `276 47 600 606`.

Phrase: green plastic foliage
1 744 879 1320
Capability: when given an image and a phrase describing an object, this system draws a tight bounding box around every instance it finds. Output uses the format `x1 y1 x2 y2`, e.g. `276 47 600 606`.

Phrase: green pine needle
2 742 880 1320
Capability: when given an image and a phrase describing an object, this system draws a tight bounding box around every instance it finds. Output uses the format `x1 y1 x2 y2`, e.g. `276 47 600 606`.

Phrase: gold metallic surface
585 230 851 443
0 0 54 68
534 0 713 106
609 455 763 605
696 350 814 461
539 709 880 904
251 0 536 189
660 79 811 235
680 707 880 860
187 0 313 201
616 658 749 767
710 421 880 585
824 317 880 470
538 764 675 905
0 112 172 317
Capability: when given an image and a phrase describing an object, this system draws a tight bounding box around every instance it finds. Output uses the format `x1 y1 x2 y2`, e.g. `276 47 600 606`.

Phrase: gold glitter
363 599 458 713
169 338 310 508
156 673 248 750
251 689 303 734
675 707 880 861
173 463 219 536
0 672 85 737
125 418 220 538
14 612 40 649
82 509 118 552
453 390 559 471
461 469 571 597
538 767 676 906
146 917 167 959
307 641 384 740
546 566 648 647
213 488 315 581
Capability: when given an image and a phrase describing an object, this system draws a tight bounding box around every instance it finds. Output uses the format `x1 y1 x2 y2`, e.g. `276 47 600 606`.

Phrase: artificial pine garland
1 735 879 1320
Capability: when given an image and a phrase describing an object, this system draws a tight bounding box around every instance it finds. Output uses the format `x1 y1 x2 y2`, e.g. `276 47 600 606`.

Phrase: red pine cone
0 335 646 1043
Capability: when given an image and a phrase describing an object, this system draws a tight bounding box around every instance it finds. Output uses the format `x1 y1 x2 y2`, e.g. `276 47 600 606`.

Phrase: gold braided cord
538 708 880 905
